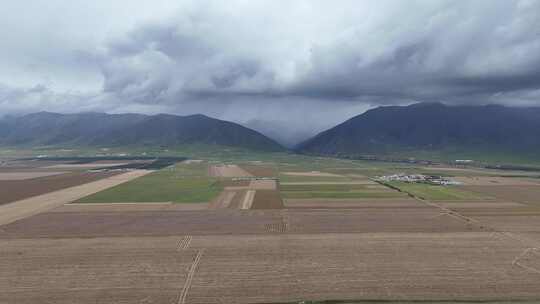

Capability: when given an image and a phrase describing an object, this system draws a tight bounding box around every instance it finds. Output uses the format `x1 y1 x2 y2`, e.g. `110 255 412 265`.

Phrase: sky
1 0 540 145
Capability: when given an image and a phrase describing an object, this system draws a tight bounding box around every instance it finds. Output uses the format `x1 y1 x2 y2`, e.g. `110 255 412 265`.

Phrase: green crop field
385 181 492 201
77 162 222 203
280 184 381 192
278 173 352 183
280 191 406 199
280 181 406 199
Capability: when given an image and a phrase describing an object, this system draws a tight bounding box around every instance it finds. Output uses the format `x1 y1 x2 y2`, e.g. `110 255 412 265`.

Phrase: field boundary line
178 248 205 304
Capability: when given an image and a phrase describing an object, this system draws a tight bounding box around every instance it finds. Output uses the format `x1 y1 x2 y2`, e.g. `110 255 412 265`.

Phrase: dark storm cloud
2 0 540 143
86 0 540 110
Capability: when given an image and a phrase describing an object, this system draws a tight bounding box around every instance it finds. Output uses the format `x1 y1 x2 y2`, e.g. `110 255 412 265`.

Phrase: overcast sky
1 0 540 145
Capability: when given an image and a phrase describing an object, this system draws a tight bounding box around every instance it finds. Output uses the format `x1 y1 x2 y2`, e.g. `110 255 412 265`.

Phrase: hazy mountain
0 112 284 151
243 119 316 148
297 103 540 156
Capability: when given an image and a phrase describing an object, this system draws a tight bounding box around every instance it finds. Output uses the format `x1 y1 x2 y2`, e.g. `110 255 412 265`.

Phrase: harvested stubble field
185 233 540 303
0 237 197 304
2 232 540 303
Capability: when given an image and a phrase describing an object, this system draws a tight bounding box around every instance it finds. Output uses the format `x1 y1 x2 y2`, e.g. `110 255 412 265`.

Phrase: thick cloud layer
2 0 540 145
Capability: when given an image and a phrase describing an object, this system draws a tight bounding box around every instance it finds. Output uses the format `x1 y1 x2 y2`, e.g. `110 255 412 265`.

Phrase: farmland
1 152 540 303
77 162 222 203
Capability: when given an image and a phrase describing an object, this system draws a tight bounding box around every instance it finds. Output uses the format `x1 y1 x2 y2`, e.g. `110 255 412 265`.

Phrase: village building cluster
376 173 462 185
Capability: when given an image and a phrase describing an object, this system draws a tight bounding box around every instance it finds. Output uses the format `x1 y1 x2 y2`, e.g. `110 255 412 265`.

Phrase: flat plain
1 155 540 303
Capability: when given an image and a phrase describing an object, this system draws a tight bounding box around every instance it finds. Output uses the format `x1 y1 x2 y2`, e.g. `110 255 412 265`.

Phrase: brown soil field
209 165 252 178
240 165 276 177
0 207 484 239
284 198 426 209
468 215 540 233
284 208 483 234
224 179 277 191
249 179 277 190
517 232 540 245
0 171 120 205
218 179 250 187
462 185 540 205
251 190 284 209
0 171 67 180
51 202 210 212
455 176 540 186
0 210 284 238
0 170 152 226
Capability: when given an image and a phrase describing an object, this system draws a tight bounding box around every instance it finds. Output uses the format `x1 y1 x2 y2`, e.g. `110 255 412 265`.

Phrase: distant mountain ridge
297 103 540 156
0 112 284 151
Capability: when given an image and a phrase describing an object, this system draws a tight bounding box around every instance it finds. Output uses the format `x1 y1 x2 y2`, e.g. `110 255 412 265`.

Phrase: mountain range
0 112 284 151
297 102 540 156
2 103 540 157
